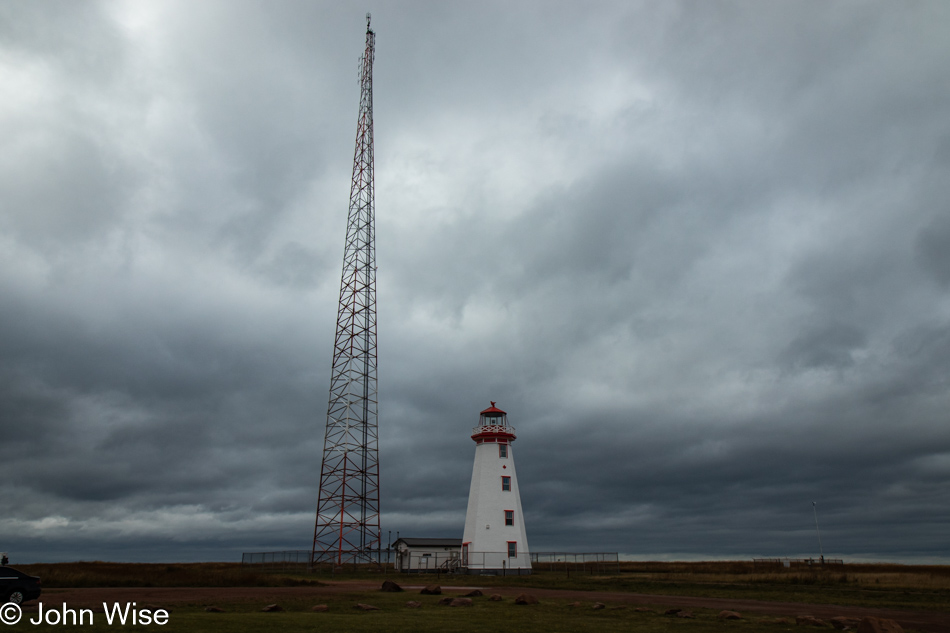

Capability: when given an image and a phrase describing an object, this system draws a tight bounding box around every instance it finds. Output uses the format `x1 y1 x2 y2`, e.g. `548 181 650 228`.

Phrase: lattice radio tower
312 13 380 566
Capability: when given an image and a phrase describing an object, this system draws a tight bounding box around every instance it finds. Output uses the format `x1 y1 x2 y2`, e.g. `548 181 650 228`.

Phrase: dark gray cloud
1 0 949 564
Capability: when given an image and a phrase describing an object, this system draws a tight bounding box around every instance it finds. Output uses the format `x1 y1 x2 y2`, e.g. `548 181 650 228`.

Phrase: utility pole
312 13 380 567
813 501 824 564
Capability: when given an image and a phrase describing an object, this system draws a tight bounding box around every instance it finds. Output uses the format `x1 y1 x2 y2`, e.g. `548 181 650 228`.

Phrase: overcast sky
2 0 949 564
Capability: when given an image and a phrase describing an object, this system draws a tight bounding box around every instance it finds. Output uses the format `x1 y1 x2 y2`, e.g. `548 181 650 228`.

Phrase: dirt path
27 582 949 633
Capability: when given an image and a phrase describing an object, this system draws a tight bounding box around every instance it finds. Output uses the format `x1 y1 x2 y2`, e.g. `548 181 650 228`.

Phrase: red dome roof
480 401 506 415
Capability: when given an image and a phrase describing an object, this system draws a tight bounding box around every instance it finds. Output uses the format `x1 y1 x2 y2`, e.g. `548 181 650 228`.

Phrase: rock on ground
437 597 454 606
857 618 903 633
592 603 606 610
488 594 504 601
354 603 380 611
311 605 329 612
380 580 403 592
405 601 422 608
515 593 539 605
797 615 829 627
420 585 441 595
261 604 282 612
449 598 473 607
719 611 742 620
463 589 483 597
831 617 861 630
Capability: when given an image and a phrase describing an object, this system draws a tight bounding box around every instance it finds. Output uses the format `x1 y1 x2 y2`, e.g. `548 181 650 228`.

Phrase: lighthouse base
463 567 532 576
461 551 532 575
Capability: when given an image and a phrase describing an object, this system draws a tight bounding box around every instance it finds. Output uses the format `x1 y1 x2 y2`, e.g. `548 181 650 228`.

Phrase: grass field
472 562 950 611
17 593 791 633
12 561 950 633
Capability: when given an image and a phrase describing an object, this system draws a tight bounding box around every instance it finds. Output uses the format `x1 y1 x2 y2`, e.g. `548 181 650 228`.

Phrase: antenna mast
312 14 380 566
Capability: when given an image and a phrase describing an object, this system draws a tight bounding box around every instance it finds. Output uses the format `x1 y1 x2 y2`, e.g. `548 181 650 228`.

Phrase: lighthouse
462 402 531 574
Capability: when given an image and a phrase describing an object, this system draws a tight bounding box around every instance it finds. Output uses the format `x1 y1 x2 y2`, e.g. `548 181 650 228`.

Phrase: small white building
461 402 531 575
392 537 462 573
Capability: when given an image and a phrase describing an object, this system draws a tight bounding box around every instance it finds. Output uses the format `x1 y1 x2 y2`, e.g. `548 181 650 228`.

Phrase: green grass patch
19 591 798 633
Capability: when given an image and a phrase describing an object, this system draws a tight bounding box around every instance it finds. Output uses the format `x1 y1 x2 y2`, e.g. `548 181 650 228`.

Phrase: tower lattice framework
312 14 380 566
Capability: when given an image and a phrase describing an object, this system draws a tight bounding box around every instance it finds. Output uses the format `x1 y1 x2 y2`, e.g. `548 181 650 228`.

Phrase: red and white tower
311 14 380 566
461 403 531 574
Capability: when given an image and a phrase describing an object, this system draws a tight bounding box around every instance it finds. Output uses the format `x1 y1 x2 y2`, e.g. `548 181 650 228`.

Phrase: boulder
665 608 684 616
797 615 829 627
463 589 483 597
488 594 504 601
204 606 225 613
677 611 694 619
857 618 903 633
311 605 329 612
719 611 742 620
567 601 582 608
437 597 454 606
261 604 283 612
405 601 422 608
592 603 606 610
449 598 473 607
831 617 861 630
380 580 404 592
515 593 539 605
354 603 380 611
420 585 442 595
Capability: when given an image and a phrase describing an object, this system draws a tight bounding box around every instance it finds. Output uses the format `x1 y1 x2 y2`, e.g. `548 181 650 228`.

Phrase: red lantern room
472 401 516 443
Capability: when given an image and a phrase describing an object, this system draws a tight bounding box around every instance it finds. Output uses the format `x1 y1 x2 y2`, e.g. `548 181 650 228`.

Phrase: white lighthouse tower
462 402 531 574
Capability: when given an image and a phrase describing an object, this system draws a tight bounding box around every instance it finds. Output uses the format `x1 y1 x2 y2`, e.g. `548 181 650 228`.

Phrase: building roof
393 537 463 548
480 401 506 416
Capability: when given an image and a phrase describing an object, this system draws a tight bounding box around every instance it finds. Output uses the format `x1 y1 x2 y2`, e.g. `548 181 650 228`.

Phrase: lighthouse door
461 543 469 566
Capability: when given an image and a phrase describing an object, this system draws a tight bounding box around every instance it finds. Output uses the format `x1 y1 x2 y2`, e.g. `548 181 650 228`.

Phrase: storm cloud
1 0 949 563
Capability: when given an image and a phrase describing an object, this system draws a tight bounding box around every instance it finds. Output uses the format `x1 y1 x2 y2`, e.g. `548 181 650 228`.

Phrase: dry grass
14 560 950 612
16 562 324 588
607 561 950 591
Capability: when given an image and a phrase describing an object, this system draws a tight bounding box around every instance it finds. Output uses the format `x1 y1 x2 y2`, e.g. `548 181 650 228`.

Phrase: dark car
1 567 41 605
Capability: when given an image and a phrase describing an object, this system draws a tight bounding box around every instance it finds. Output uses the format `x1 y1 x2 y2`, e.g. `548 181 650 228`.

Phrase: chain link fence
241 550 313 571
753 557 844 570
242 549 619 574
531 552 620 574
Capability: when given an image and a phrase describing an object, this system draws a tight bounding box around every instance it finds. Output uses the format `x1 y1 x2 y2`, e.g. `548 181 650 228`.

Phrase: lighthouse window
502 476 511 491
507 541 517 558
505 510 514 526
499 444 508 458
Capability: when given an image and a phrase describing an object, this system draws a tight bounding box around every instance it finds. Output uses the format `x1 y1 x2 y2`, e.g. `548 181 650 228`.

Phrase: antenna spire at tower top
366 12 372 32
